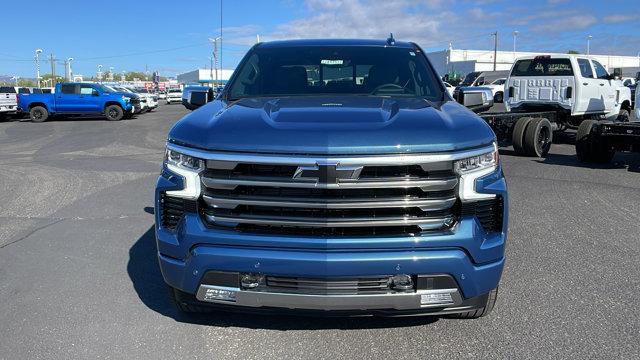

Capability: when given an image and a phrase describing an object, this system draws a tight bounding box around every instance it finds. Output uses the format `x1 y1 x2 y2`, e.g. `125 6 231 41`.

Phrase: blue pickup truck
156 38 508 318
18 82 139 122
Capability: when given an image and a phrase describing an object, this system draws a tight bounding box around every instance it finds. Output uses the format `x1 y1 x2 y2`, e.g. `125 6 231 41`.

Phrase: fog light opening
390 274 414 291
240 273 264 289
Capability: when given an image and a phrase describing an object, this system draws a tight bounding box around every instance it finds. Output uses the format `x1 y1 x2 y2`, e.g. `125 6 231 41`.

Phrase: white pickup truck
457 55 633 158
0 86 18 120
505 55 632 124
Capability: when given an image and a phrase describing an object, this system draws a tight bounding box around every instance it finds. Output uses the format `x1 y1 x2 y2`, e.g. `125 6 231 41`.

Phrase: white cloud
603 15 640 24
530 15 597 32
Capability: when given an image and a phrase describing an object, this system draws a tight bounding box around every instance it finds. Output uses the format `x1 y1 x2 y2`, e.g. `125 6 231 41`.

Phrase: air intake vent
161 193 197 230
461 197 503 233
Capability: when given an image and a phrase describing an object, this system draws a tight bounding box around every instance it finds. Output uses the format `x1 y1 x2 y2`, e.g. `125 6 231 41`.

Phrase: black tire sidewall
512 117 533 155
523 118 553 157
30 106 48 122
105 105 123 121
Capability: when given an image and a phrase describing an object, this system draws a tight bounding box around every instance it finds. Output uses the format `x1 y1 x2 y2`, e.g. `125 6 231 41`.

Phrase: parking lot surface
1 105 639 359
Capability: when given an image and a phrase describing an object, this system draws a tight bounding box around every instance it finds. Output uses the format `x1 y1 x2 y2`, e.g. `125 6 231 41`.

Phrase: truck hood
168 96 496 155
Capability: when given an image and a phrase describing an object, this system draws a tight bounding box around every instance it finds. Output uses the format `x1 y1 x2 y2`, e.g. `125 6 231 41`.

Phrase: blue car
156 38 507 318
18 82 138 122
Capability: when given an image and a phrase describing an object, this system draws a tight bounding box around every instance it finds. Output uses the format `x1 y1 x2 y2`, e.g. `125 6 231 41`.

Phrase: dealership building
427 47 640 78
176 69 234 86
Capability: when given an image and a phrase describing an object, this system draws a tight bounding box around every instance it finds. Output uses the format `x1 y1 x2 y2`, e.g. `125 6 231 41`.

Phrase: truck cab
505 55 632 122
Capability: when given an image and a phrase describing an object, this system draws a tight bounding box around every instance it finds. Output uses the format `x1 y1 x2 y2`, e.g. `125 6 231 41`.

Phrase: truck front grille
199 155 459 236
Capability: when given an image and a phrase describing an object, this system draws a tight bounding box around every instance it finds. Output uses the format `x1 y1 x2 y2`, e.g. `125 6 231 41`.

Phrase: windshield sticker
321 59 344 65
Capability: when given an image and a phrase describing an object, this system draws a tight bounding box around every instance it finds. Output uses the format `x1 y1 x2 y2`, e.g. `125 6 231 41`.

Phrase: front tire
30 106 49 122
105 105 123 121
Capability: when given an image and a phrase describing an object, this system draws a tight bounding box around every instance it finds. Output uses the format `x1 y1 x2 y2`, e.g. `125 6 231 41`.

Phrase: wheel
511 117 533 155
494 92 503 103
523 118 553 157
29 106 49 122
576 120 614 163
105 105 123 121
617 109 630 122
452 287 498 319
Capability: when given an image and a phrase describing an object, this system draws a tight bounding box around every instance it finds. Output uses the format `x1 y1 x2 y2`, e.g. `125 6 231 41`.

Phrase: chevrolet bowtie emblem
293 164 363 184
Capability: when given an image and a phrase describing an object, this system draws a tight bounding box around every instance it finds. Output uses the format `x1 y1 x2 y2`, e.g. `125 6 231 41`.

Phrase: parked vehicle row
0 82 187 122
16 82 140 122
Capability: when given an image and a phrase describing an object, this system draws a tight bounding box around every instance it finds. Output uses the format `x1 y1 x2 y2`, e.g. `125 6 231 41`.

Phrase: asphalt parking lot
1 105 639 359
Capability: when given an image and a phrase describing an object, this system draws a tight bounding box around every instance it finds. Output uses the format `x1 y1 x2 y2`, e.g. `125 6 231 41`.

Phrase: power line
74 42 210 61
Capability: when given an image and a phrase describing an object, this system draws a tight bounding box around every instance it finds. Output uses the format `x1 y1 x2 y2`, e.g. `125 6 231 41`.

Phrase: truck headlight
164 148 204 199
454 142 499 201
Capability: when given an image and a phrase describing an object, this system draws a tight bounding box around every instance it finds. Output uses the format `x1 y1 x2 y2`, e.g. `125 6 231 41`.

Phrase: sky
1 0 638 79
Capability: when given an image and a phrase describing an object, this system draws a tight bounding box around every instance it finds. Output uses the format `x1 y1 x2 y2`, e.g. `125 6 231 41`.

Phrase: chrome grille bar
202 194 457 210
205 213 453 229
201 175 458 190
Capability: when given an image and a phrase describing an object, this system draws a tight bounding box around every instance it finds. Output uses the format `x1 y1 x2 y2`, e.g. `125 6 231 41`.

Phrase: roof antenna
387 33 395 46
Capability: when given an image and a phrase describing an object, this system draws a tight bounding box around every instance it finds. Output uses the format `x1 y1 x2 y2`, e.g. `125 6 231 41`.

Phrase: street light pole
67 58 74 82
587 35 593 55
97 64 103 82
208 37 221 88
512 31 519 59
492 31 498 71
35 49 42 88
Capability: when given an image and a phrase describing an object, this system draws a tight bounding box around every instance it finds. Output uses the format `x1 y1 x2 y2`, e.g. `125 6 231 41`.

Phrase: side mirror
92 90 100 96
457 87 494 113
186 89 215 110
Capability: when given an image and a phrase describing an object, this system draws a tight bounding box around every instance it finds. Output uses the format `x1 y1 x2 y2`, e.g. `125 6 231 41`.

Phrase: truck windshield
511 58 574 76
228 45 443 101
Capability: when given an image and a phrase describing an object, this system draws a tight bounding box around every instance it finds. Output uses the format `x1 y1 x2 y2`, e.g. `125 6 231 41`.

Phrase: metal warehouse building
176 69 234 86
427 47 640 78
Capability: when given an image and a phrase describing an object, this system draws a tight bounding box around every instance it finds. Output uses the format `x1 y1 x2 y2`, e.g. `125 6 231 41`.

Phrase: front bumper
155 164 507 314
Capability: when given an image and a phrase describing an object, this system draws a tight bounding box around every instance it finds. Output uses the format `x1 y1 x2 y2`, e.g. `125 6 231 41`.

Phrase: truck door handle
583 83 588 86
599 83 605 86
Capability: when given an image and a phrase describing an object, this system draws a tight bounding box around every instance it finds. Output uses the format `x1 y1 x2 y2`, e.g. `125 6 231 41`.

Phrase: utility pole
35 49 43 88
49 54 57 86
587 35 593 55
492 31 498 71
97 64 103 82
512 31 519 59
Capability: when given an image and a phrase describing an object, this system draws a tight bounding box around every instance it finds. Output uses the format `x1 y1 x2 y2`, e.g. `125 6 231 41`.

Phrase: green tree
40 74 66 87
567 50 580 54
17 79 36 87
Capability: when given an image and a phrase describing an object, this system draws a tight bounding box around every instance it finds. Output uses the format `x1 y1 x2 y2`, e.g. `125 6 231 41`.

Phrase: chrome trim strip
167 143 495 166
201 176 458 190
195 285 461 310
202 194 457 210
205 214 452 229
